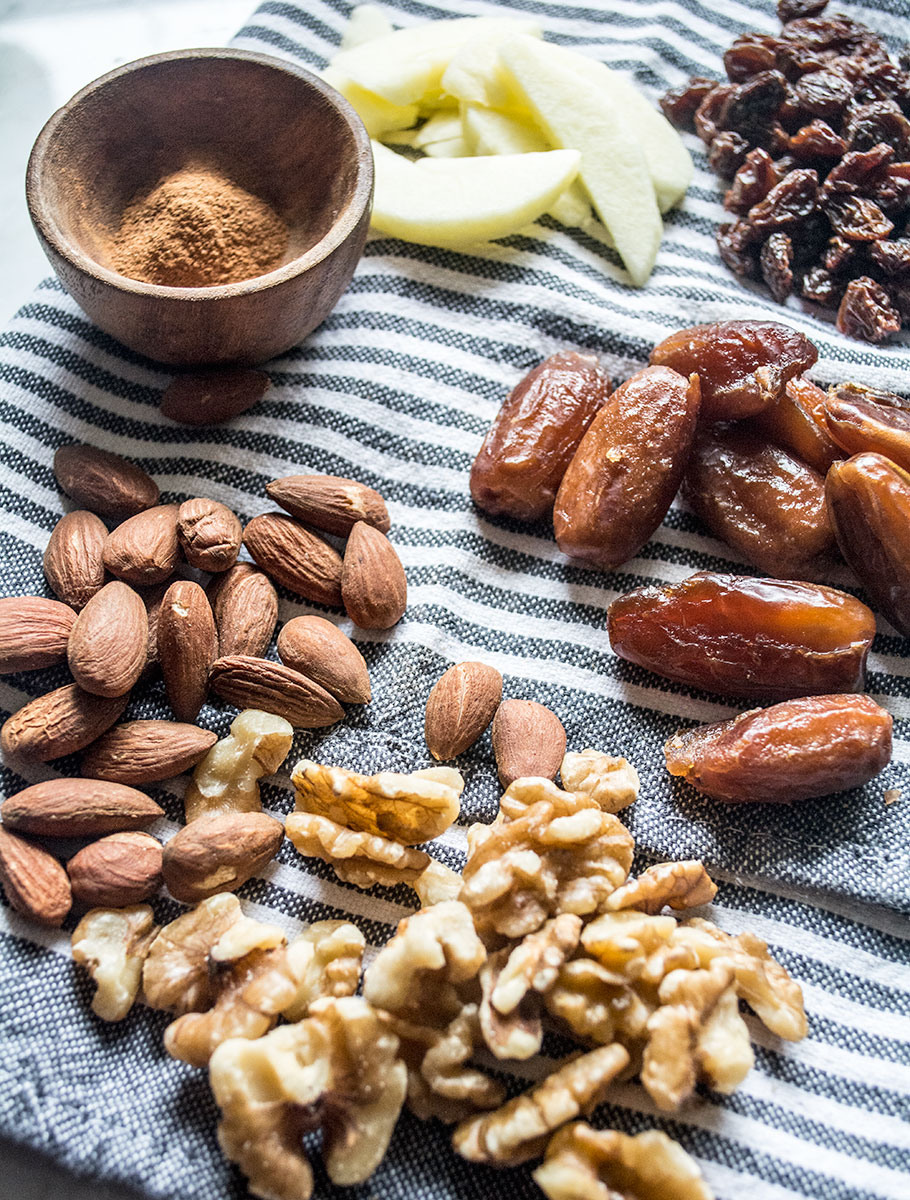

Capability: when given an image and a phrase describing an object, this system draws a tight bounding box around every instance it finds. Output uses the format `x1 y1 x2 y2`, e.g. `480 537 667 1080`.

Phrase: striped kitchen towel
1 1 909 1199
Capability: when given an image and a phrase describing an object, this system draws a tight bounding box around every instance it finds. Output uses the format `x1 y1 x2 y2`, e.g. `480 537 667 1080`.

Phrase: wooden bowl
26 48 373 366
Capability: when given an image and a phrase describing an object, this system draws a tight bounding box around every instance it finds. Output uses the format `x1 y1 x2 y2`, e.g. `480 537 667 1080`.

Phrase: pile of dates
660 0 910 343
471 319 904 804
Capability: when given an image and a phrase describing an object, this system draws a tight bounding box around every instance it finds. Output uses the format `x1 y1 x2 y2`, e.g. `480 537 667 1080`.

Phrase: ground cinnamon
109 164 288 287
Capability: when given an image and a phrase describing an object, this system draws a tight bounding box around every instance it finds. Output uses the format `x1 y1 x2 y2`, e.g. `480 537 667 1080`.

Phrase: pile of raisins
661 0 910 343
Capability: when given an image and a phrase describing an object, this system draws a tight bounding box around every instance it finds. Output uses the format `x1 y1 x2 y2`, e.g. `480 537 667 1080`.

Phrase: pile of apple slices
323 7 693 287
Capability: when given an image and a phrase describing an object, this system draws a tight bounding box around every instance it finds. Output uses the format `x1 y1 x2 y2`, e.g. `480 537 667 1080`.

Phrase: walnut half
184 709 293 823
71 905 158 1022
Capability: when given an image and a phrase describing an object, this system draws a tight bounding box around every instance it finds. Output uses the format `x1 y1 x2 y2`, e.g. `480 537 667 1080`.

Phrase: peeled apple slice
321 67 417 138
498 35 662 287
329 17 540 107
370 141 581 248
441 33 539 115
340 5 394 50
412 111 464 148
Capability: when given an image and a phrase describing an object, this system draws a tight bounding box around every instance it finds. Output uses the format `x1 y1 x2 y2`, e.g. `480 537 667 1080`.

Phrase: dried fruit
608 572 875 700
1 683 128 762
0 596 76 674
176 498 242 572
43 510 107 610
425 661 502 760
469 351 611 522
649 320 817 421
67 580 147 697
266 473 390 536
277 615 371 703
759 231 794 301
491 698 567 787
823 386 910 472
208 563 278 658
553 366 700 570
71 905 158 1021
341 521 407 629
80 719 217 784
243 512 343 607
159 367 270 425
103 504 181 586
665 693 892 803
750 375 842 475
157 580 217 722
1 777 163 837
161 812 284 903
209 655 344 729
67 831 163 907
0 826 71 926
53 443 159 518
183 708 293 823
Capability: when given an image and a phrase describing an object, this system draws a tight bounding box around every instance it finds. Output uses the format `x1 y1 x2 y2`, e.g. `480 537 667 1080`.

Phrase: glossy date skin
750 375 842 475
823 387 910 474
649 320 818 421
665 693 892 804
826 452 910 636
553 366 701 571
607 571 876 700
683 425 834 579
470 352 611 522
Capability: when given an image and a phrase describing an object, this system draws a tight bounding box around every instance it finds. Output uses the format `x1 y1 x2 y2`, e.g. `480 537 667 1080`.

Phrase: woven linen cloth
1 1 909 1197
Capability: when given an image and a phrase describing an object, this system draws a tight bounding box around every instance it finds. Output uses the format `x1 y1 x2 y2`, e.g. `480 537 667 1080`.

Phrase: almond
0 827 71 926
103 504 180 586
157 580 217 721
67 831 163 907
67 580 147 697
141 578 174 667
208 563 278 658
80 720 218 784
176 498 243 572
491 698 567 787
209 654 344 728
425 662 503 761
0 596 76 674
276 615 371 704
161 811 283 903
160 367 270 425
54 443 159 518
266 474 391 537
1 684 128 762
243 513 343 607
341 521 407 629
43 510 107 610
1 778 163 837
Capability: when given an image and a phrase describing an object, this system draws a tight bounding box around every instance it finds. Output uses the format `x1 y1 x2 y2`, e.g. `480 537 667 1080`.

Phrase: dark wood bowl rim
25 47 374 300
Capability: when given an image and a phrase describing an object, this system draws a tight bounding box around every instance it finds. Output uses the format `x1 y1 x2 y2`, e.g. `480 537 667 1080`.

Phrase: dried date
824 386 910 472
751 376 842 475
607 572 876 700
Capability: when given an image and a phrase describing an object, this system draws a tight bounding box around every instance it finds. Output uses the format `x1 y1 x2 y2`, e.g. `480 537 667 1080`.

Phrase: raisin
820 144 893 198
801 265 841 304
694 85 734 144
778 0 829 23
826 194 894 241
748 169 819 236
709 130 750 178
724 148 782 212
869 238 910 275
751 375 842 475
869 164 910 215
853 62 910 106
824 385 910 470
794 69 855 121
781 17 886 61
660 77 719 129
607 572 876 701
824 235 857 271
720 70 788 137
716 222 758 276
836 276 902 340
845 100 910 156
724 35 784 84
789 119 846 160
760 232 795 301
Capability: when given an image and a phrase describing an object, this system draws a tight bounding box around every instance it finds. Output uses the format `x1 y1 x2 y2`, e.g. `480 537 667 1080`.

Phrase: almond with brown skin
141 579 174 667
209 654 344 728
67 831 163 907
157 580 217 722
1 778 163 837
54 443 159 518
276 615 371 704
243 513 343 607
0 827 71 926
425 662 503 761
208 563 278 658
81 720 218 784
266 474 391 537
43 510 107 609
176 498 243 572
492 699 567 787
103 504 180 586
160 367 271 425
0 596 76 674
341 521 407 629
67 581 147 698
161 811 284 902
1 684 128 762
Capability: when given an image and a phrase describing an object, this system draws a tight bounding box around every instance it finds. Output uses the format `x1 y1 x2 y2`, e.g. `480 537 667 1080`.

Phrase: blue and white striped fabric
1 2 909 1198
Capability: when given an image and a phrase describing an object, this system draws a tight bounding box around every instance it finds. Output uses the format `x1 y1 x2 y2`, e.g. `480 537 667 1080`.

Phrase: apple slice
441 34 538 115
341 4 394 50
322 67 418 138
370 141 580 248
499 35 662 286
413 111 464 148
330 17 540 107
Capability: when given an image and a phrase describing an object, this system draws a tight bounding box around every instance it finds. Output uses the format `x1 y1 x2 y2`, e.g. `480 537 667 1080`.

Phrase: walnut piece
560 749 640 813
412 857 464 906
184 709 293 823
209 995 407 1200
534 1123 715 1200
606 861 718 914
545 957 653 1048
71 905 158 1022
281 919 365 1022
285 810 430 888
461 779 634 938
291 759 463 844
453 1043 629 1166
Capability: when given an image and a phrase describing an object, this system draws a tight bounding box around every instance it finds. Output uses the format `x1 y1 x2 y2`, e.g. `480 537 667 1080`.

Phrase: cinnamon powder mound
109 165 289 287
